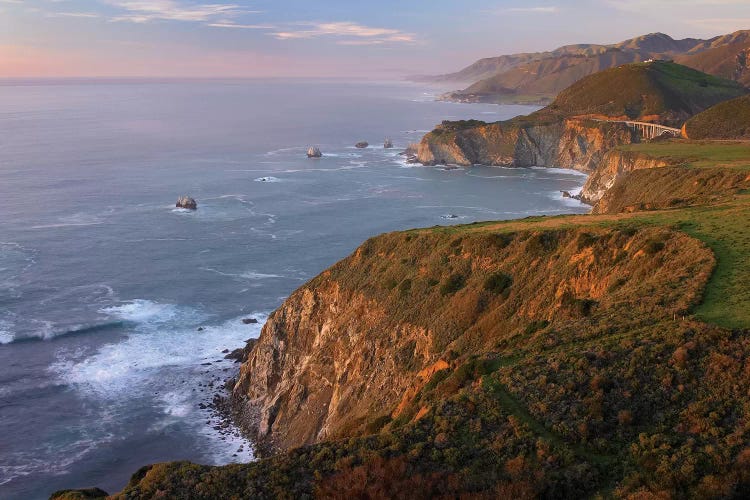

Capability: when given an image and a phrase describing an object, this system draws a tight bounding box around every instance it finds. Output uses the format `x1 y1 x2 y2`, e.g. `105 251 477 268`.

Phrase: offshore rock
307 147 323 158
355 141 369 149
176 196 197 210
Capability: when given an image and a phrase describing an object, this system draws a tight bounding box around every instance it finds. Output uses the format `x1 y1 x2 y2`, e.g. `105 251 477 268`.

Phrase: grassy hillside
456 50 642 102
684 95 750 139
423 32 721 86
678 42 750 86
433 31 750 104
546 61 747 126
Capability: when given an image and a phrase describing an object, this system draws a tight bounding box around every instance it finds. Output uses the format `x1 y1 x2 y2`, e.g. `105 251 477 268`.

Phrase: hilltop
684 94 750 139
546 61 747 126
427 30 750 105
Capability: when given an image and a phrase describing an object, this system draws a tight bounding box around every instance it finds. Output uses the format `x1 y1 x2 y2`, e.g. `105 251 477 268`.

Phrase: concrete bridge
589 118 684 139
620 121 683 139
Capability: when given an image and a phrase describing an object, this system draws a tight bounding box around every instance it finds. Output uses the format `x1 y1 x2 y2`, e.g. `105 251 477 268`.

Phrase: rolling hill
427 31 750 105
684 94 750 139
544 61 748 126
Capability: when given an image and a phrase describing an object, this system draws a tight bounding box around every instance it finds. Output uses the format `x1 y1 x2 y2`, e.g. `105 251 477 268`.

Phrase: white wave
49 306 267 465
529 166 589 177
30 212 107 230
264 146 304 156
240 271 284 280
0 435 114 486
0 319 14 344
51 304 265 397
100 299 189 325
201 267 305 282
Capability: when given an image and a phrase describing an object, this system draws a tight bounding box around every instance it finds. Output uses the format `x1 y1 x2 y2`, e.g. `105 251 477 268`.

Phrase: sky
0 0 749 78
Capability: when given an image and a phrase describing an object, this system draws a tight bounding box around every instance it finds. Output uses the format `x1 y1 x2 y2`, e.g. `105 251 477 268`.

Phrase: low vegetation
684 94 750 139
546 61 747 126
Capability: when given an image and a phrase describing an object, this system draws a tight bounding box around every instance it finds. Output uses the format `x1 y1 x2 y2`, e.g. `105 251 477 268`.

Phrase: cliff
416 118 636 172
233 223 714 455
579 149 671 204
592 165 750 214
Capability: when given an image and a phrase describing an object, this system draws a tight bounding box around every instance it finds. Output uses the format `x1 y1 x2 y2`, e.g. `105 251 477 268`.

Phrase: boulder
307 147 322 158
224 338 258 363
242 318 258 324
176 196 197 210
355 141 369 149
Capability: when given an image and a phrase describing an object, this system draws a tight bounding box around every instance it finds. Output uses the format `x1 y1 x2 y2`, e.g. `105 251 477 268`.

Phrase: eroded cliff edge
415 118 636 174
233 224 714 454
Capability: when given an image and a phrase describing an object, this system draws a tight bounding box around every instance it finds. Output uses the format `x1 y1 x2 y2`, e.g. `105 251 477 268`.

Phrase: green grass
418 189 750 330
685 94 750 139
641 201 750 328
546 61 747 126
617 140 750 170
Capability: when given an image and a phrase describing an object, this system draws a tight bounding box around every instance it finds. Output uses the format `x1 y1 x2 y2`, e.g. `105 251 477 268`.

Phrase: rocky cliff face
233 225 713 453
416 119 636 174
233 279 434 452
592 166 750 214
579 149 671 204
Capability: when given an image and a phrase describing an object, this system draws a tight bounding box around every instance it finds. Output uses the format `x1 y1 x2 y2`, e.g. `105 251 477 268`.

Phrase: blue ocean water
0 79 589 498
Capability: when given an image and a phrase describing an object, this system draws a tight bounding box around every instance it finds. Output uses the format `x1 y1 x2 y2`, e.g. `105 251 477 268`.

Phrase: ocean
0 79 590 499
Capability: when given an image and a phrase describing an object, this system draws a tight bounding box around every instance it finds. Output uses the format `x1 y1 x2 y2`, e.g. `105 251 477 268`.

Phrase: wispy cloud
506 6 559 14
46 11 101 18
106 0 254 23
604 0 750 12
271 21 416 45
685 17 750 31
207 22 274 29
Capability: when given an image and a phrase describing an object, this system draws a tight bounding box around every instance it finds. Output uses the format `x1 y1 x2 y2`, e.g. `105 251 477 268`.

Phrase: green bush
644 239 666 255
440 274 466 296
484 272 513 294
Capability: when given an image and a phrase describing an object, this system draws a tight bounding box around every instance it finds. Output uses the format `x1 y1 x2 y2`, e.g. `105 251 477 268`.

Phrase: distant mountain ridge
417 30 750 104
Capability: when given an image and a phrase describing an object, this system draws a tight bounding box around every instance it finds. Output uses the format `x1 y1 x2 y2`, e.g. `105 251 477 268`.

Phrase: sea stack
384 138 394 148
176 196 197 210
307 147 322 158
355 141 369 149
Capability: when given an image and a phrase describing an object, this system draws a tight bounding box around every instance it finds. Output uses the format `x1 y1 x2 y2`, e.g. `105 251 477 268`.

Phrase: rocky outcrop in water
355 142 369 149
307 147 323 158
176 196 197 210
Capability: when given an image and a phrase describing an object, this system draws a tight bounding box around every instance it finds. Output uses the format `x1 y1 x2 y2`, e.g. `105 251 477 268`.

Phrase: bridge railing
590 118 683 139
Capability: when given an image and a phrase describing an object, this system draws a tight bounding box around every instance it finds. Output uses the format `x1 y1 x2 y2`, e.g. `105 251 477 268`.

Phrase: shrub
487 232 515 249
365 415 392 434
644 239 666 254
524 320 550 335
441 274 466 296
576 232 598 250
484 272 513 294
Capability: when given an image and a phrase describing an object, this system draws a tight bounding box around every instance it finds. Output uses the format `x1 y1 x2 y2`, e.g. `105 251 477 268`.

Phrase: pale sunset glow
1 0 750 78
